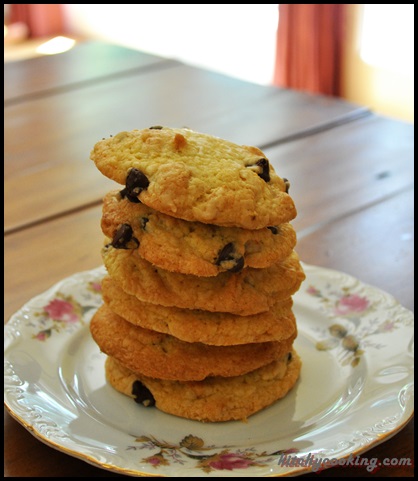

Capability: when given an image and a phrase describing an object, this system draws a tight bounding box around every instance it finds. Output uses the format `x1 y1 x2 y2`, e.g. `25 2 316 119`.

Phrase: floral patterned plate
4 264 414 477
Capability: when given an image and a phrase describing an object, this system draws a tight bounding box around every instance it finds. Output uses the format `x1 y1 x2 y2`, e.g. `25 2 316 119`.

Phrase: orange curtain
273 4 347 96
9 4 66 38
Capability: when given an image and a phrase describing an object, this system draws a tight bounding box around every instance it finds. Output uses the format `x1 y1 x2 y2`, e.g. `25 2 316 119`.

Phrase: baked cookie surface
91 127 296 229
105 350 302 422
102 243 305 316
101 276 296 345
90 304 296 381
101 190 297 276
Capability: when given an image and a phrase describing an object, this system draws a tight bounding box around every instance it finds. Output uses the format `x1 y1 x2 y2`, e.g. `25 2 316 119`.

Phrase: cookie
105 350 302 422
102 243 306 316
101 190 297 276
90 127 296 229
101 276 296 345
90 304 296 381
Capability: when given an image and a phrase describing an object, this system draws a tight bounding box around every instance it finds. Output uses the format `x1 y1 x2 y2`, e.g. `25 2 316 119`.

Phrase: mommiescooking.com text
277 452 414 473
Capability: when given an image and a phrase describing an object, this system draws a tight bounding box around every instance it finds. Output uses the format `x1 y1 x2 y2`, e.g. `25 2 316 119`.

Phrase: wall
62 4 279 86
342 4 413 122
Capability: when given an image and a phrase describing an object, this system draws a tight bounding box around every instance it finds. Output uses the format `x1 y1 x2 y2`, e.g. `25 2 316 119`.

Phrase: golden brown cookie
90 127 296 229
101 276 296 345
101 190 297 276
105 350 302 422
102 243 306 316
90 304 296 381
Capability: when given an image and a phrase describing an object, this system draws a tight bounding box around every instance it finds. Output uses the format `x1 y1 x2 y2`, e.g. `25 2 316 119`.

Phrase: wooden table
4 41 414 477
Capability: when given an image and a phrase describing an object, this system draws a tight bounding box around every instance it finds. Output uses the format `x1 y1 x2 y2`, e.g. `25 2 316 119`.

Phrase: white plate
4 264 414 477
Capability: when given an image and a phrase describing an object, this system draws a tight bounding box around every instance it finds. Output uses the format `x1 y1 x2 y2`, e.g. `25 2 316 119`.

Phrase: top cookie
90 127 296 229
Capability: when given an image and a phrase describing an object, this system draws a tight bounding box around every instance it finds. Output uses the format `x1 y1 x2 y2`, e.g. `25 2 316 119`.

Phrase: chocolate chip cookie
102 242 306 316
101 275 297 345
105 350 301 422
101 190 297 276
91 127 296 229
90 304 296 381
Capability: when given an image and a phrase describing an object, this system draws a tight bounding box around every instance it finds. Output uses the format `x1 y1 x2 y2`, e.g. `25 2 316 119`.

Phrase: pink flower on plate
33 329 51 341
89 281 102 293
376 319 397 333
334 294 369 316
306 285 321 297
44 298 79 323
208 452 253 471
144 453 168 467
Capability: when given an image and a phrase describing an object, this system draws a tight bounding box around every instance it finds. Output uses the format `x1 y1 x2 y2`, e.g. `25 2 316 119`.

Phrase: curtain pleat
274 4 346 96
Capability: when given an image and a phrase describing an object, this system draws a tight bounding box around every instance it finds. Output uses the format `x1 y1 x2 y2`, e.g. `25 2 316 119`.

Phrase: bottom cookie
105 350 301 422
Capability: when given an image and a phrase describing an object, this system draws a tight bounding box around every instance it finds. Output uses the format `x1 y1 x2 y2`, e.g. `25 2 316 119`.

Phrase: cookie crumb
173 133 187 151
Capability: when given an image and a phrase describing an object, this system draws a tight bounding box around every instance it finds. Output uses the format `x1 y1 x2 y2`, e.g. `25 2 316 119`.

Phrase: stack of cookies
89 126 305 422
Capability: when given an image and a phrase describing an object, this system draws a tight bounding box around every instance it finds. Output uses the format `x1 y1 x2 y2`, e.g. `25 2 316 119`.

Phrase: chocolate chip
287 352 292 362
140 217 149 230
267 226 279 235
149 125 163 129
120 187 141 203
124 168 150 201
111 224 139 249
283 178 290 193
216 242 234 260
246 158 270 182
215 243 244 273
256 158 270 182
132 381 155 407
231 257 245 272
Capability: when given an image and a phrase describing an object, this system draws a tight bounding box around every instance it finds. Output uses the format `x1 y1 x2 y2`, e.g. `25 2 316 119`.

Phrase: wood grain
267 115 414 233
4 40 175 104
297 188 414 316
4 206 104 322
